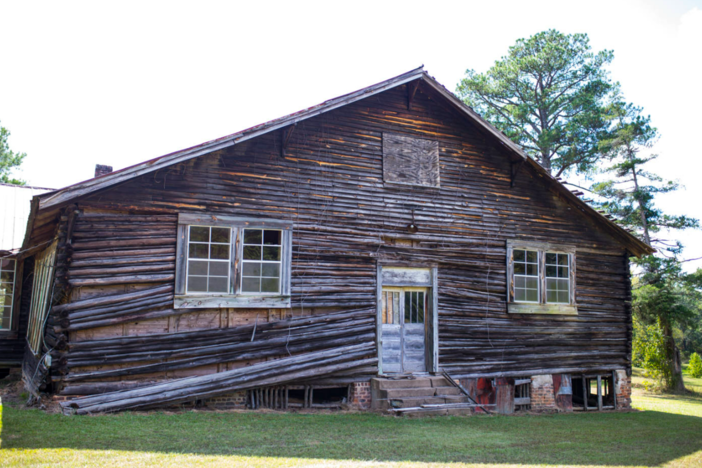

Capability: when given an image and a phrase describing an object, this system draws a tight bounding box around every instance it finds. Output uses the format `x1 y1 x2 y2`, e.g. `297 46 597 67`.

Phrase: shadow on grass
2 402 702 466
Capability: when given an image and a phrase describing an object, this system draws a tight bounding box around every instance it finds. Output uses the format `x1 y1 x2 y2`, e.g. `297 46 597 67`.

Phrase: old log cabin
8 67 651 415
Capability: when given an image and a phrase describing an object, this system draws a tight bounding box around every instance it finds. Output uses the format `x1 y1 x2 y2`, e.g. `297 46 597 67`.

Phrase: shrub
689 352 702 378
632 317 670 390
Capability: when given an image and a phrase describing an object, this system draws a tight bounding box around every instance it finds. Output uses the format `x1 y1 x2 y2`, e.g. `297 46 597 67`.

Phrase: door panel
381 288 427 373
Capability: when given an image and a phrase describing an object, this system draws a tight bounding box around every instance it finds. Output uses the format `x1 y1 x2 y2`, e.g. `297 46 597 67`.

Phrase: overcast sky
1 0 700 270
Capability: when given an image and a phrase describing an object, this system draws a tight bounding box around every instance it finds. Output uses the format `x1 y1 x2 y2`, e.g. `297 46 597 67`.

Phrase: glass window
186 226 231 293
0 258 15 329
545 252 570 304
513 249 539 303
241 229 283 294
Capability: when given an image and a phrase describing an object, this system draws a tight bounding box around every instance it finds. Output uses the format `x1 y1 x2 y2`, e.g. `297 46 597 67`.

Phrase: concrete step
388 397 449 408
433 386 462 396
429 376 452 387
380 386 464 399
381 387 436 399
372 378 433 390
395 407 475 417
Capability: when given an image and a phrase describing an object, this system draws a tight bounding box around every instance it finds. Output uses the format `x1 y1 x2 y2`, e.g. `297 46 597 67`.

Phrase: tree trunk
662 318 686 392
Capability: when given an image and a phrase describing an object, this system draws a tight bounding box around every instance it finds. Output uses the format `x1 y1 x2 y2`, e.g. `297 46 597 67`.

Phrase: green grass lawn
2 372 702 468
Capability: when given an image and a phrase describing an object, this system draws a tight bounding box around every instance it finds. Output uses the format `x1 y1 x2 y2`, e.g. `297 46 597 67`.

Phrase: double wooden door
381 287 427 373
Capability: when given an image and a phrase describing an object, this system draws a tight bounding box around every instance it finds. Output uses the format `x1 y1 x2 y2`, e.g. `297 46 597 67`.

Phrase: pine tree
0 122 26 185
593 101 699 392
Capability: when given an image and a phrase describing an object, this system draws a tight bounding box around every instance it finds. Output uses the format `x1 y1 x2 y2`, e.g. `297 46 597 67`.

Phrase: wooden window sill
508 303 577 315
174 295 291 309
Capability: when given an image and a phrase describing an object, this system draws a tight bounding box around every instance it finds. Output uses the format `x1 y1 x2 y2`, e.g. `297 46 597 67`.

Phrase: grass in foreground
1 372 702 467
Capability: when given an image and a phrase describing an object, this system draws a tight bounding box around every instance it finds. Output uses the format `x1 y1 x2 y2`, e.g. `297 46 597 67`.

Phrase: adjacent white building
0 183 53 252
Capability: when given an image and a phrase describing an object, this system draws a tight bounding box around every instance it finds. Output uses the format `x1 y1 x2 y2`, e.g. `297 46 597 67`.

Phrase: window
27 241 58 354
507 241 576 315
241 229 282 294
175 213 292 309
382 133 440 187
187 226 231 293
1 258 16 330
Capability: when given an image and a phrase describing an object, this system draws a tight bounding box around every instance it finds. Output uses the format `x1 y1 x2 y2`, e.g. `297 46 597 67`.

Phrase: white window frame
0 257 17 331
506 241 577 315
185 225 233 295
240 228 284 296
175 213 292 309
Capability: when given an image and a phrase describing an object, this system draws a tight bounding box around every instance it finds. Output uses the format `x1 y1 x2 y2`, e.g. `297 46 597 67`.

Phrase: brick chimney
95 164 113 178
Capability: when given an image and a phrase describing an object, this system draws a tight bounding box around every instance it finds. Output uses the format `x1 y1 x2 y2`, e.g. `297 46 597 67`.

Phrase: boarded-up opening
382 133 439 187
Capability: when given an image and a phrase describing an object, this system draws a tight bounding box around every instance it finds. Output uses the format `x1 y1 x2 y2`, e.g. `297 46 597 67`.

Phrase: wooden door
381 288 427 373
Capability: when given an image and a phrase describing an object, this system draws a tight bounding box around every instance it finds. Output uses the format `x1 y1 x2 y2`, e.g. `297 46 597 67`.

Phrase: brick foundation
350 381 371 409
530 375 557 411
203 390 248 409
615 370 631 410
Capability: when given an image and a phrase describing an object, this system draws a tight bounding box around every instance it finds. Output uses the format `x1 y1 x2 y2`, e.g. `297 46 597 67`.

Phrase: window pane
1 271 14 282
243 246 261 260
1 307 11 329
526 251 538 262
417 293 425 323
211 227 230 243
2 289 12 306
209 261 229 276
262 263 280 278
547 290 557 303
261 277 280 293
242 277 260 293
262 246 281 261
404 292 411 323
514 263 525 274
526 277 538 290
515 289 526 302
190 227 209 242
526 264 538 276
0 258 13 269
513 250 525 261
189 243 208 259
208 277 229 293
515 276 525 288
263 230 281 245
242 262 261 277
558 291 570 303
188 260 208 276
558 266 568 278
526 289 538 302
187 276 207 292
210 244 230 260
546 266 557 277
558 254 569 266
545 253 557 264
244 229 262 244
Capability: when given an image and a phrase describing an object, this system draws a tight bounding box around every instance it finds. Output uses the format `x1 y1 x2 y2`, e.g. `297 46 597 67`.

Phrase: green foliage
632 257 702 391
0 122 26 185
689 353 702 379
633 316 670 390
592 102 698 253
456 29 616 176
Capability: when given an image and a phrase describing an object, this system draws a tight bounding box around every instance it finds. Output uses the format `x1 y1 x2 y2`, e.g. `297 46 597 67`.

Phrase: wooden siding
43 81 632 397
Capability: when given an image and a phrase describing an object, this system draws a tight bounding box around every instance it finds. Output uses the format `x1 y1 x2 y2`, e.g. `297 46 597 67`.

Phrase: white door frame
376 265 439 374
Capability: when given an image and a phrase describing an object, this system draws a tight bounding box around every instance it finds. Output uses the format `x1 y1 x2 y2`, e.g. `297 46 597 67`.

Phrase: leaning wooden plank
61 343 376 414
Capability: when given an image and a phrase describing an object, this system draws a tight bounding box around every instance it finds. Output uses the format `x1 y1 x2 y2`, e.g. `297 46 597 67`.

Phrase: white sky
1 0 701 270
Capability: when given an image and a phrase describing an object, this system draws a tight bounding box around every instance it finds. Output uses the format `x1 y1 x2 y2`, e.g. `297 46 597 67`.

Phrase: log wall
43 81 632 396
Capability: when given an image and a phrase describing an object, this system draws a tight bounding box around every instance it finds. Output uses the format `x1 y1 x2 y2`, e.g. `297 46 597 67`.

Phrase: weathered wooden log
69 274 174 287
61 342 376 414
53 284 174 313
